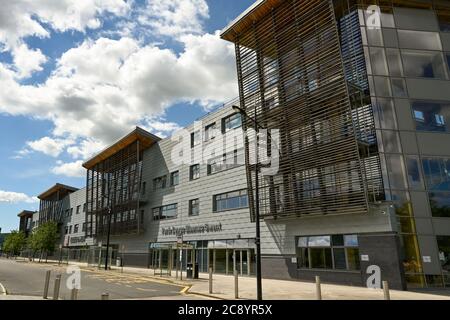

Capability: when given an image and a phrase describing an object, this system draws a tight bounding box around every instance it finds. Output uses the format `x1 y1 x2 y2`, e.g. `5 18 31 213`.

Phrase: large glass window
402 50 447 79
213 189 248 212
170 171 179 186
370 47 389 76
189 199 200 216
207 149 243 175
412 101 450 132
153 204 177 221
422 157 450 191
222 113 242 133
153 175 167 190
296 234 360 270
190 164 200 181
191 130 201 148
437 236 450 276
429 192 450 217
397 30 442 51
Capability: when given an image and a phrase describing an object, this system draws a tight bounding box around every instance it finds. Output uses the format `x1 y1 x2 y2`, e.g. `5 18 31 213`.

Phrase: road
0 258 204 300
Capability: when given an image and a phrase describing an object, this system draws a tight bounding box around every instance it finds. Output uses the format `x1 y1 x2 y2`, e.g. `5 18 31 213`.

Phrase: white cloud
0 0 129 78
138 0 209 39
51 160 85 178
26 137 74 157
2 31 237 159
0 190 38 204
66 138 105 160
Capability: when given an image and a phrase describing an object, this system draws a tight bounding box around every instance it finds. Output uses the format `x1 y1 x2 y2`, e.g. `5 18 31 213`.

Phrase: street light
232 104 263 300
103 186 113 271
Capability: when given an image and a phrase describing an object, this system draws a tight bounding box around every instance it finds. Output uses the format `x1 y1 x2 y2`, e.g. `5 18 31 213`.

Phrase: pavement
2 258 450 300
0 258 208 300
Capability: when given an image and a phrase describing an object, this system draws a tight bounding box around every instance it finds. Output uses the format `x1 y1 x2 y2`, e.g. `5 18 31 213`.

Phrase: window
207 149 243 175
369 47 388 76
402 50 447 79
406 156 424 190
82 223 86 232
76 205 81 214
437 237 450 276
65 226 69 235
153 204 177 221
153 176 167 190
205 123 217 141
70 208 73 217
429 192 450 217
69 225 72 234
422 157 450 191
213 189 248 212
191 130 201 148
189 199 200 216
190 164 200 181
296 234 360 270
83 203 87 212
438 11 450 32
74 224 79 233
397 30 442 51
170 171 179 186
141 182 146 195
222 113 242 133
412 101 450 132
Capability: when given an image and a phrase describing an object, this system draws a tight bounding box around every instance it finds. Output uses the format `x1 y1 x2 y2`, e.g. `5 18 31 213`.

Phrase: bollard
383 281 390 300
101 293 109 300
234 270 239 299
71 288 78 300
315 276 322 300
209 267 213 294
53 274 61 300
43 270 51 299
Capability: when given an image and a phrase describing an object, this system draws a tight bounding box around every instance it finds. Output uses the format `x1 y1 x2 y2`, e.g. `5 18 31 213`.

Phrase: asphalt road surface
0 258 203 300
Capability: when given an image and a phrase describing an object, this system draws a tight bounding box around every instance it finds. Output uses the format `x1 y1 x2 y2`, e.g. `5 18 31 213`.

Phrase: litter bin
186 263 199 279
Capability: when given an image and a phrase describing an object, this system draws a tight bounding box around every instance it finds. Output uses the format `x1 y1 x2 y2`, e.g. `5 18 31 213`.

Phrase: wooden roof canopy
38 183 79 200
82 127 161 170
17 210 36 217
220 0 282 42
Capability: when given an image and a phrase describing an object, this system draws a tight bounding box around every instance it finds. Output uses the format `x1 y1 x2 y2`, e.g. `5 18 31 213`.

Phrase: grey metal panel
417 235 441 275
415 218 434 235
393 7 439 32
432 218 450 235
440 33 450 52
400 132 418 154
417 133 450 156
410 191 432 218
406 79 450 101
382 28 398 48
394 98 415 131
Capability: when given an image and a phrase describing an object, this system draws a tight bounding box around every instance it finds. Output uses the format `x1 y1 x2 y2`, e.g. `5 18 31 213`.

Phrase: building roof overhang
38 183 79 200
17 210 36 217
220 0 282 42
82 127 161 170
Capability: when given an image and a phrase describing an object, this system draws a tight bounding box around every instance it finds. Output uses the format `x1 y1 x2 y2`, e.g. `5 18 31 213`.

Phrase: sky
0 0 255 233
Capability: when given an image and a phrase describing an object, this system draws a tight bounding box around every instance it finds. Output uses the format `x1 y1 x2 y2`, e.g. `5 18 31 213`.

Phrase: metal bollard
53 274 61 300
209 267 213 294
315 276 322 300
383 281 390 300
101 293 109 300
71 288 78 300
234 270 239 299
43 270 51 299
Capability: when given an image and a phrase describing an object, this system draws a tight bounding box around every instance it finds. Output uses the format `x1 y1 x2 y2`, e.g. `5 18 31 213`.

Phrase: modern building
220 0 450 289
17 0 450 290
18 210 35 237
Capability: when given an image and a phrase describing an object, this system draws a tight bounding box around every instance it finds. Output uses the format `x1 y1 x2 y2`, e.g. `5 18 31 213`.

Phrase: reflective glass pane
332 235 344 247
402 50 447 79
391 78 408 97
344 235 359 247
373 76 392 97
406 156 424 190
429 192 450 217
308 236 331 247
386 49 403 76
385 154 408 190
309 248 332 269
398 30 442 51
370 47 389 75
298 237 308 247
333 248 347 270
346 248 361 270
412 101 450 132
422 157 450 191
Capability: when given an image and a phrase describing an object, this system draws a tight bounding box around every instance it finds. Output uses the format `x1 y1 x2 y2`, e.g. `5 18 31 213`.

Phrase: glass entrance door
234 249 251 276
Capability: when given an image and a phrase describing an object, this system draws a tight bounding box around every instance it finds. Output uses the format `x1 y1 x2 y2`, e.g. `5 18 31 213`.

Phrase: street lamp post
104 205 112 271
232 105 263 300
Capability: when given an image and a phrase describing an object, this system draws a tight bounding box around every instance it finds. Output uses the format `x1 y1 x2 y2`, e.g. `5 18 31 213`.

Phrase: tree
28 222 59 262
2 231 26 257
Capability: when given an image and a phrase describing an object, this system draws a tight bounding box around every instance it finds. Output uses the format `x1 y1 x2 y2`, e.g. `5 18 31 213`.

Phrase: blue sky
0 0 255 233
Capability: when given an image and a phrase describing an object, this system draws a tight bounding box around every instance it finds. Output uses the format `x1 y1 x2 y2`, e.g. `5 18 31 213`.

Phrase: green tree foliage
28 222 59 258
2 231 26 256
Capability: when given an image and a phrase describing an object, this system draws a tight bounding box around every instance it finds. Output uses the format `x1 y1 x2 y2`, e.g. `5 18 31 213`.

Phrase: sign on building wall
162 223 223 237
